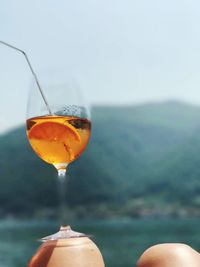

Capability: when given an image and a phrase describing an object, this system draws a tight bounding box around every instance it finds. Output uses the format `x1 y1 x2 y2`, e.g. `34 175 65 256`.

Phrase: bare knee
137 243 200 267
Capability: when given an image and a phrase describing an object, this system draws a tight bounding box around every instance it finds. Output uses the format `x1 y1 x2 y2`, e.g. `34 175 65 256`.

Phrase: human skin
137 243 200 267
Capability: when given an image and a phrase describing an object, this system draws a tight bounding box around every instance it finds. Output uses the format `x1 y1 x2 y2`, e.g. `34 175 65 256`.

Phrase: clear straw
0 40 52 115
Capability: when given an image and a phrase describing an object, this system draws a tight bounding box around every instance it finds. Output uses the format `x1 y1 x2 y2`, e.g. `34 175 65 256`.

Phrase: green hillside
1 101 200 218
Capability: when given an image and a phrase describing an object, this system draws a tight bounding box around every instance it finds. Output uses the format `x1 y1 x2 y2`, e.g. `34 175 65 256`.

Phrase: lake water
1 218 200 267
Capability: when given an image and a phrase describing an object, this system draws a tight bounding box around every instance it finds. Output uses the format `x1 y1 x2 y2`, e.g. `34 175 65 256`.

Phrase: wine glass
26 72 91 238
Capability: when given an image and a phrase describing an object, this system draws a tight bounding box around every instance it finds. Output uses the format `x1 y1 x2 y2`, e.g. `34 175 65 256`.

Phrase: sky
1 0 200 132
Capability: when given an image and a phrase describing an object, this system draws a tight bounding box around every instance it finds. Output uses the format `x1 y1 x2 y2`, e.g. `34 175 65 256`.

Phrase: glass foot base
41 226 89 241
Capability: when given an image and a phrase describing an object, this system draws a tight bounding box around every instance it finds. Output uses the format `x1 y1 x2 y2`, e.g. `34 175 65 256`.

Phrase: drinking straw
0 40 52 115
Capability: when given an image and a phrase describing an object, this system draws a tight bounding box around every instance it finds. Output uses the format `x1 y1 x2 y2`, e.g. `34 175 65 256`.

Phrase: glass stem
57 169 67 226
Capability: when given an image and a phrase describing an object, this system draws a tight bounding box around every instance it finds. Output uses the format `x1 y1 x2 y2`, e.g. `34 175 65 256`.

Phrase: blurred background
1 1 200 267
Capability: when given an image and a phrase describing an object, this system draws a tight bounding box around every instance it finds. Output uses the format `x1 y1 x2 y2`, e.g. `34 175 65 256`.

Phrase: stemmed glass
0 40 92 239
26 73 91 238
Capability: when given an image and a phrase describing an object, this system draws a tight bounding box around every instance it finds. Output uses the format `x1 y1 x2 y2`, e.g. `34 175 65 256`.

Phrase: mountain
1 100 200 218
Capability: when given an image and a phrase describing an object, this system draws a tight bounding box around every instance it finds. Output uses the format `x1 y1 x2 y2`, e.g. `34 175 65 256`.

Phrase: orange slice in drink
28 121 81 142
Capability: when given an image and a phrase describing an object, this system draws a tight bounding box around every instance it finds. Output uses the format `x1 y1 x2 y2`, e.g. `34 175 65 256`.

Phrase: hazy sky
1 0 200 131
